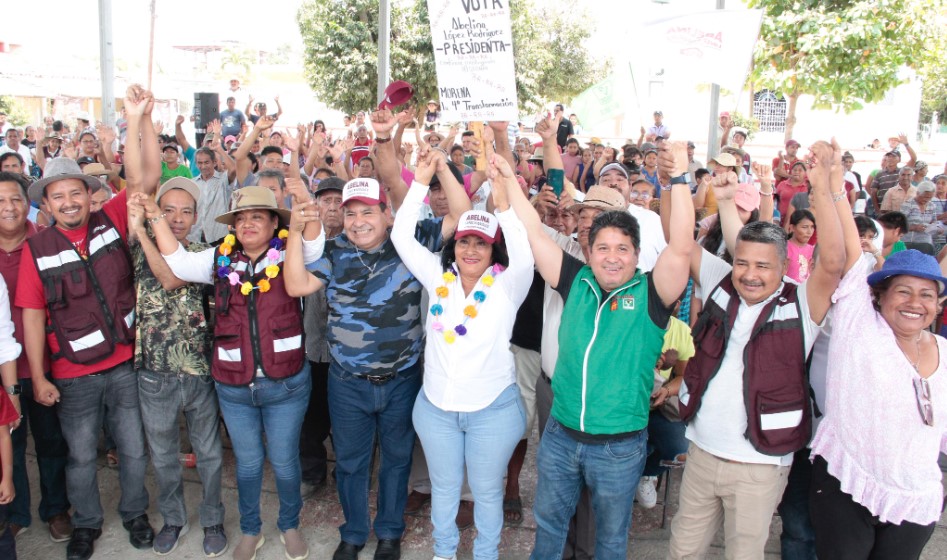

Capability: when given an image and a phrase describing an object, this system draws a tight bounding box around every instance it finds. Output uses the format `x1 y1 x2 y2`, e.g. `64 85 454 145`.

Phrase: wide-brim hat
28 157 103 203
215 186 291 226
711 152 738 168
867 249 947 296
570 185 626 213
157 177 201 205
528 147 544 162
378 80 415 110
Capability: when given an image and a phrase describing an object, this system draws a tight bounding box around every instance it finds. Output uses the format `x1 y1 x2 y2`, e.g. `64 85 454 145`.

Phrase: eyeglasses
629 191 653 200
913 377 934 426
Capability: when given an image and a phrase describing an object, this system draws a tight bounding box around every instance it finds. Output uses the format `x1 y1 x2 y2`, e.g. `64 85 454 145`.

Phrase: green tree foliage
297 0 597 115
0 96 31 127
748 0 943 139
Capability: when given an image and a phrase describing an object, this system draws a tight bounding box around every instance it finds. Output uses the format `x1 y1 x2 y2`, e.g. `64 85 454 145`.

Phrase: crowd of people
0 82 944 560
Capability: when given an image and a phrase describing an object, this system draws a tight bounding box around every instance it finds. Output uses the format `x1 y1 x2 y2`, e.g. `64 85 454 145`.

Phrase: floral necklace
430 263 504 344
216 230 289 295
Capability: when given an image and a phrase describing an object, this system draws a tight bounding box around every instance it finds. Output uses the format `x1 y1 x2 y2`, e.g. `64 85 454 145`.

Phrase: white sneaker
433 555 456 560
636 476 658 509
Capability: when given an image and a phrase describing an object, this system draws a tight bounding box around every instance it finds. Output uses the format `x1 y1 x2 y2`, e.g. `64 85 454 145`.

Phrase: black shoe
66 528 102 560
332 540 365 560
122 514 155 549
373 538 401 560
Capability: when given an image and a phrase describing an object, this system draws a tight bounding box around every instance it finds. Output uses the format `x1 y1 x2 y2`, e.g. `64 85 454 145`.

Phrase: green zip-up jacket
551 266 668 434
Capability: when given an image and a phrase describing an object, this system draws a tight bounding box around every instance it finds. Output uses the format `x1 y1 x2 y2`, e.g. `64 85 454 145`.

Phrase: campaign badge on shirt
621 295 635 310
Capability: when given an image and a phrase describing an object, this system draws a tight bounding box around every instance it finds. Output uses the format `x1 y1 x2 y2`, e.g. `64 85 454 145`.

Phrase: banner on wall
426 0 518 121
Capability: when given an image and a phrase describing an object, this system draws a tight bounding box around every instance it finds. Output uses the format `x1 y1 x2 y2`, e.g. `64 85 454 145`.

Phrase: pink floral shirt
810 265 947 525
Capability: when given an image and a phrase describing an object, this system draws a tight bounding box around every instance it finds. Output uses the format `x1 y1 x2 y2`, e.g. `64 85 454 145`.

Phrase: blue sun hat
867 249 947 295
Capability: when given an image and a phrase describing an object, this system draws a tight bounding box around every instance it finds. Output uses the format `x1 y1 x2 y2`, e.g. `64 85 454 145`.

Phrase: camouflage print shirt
308 220 441 375
132 234 213 376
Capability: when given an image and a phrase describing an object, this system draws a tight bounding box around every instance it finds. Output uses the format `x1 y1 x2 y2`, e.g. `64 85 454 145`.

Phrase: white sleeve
302 226 327 265
390 181 442 292
162 244 216 285
496 206 536 304
697 247 732 297
0 275 21 365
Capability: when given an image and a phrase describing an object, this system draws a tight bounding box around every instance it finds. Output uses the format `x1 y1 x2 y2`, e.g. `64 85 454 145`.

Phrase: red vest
28 212 136 365
211 248 304 385
679 276 812 456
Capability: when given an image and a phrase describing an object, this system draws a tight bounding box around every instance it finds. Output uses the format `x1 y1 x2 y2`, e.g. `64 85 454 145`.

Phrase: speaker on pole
193 92 220 147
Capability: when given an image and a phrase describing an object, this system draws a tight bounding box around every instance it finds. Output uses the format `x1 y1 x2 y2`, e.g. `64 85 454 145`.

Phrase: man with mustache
15 86 160 560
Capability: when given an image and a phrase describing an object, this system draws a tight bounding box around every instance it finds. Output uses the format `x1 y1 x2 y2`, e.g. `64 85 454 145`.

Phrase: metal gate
753 90 787 133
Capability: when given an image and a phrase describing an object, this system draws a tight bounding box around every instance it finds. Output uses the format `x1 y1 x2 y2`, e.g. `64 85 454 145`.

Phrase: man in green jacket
510 115 694 559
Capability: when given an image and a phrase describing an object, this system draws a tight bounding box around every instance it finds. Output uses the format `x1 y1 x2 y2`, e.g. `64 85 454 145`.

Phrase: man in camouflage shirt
303 177 444 560
128 177 227 557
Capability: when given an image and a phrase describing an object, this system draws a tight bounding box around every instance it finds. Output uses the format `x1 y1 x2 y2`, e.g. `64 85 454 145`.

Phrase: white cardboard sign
426 0 519 121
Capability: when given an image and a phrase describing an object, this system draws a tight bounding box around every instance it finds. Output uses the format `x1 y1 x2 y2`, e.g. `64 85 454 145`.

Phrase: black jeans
809 455 935 560
299 360 331 483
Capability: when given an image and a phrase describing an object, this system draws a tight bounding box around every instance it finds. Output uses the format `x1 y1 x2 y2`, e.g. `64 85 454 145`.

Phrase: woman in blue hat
809 179 947 560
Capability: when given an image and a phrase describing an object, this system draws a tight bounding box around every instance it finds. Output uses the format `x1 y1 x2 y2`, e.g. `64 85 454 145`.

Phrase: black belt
353 372 396 386
85 359 133 378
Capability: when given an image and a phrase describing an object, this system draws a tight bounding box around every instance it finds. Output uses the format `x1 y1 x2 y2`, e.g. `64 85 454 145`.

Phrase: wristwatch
669 173 690 185
4 384 21 396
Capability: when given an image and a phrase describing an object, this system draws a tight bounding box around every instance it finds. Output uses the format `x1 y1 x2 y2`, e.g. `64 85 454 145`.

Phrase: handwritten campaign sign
427 0 518 121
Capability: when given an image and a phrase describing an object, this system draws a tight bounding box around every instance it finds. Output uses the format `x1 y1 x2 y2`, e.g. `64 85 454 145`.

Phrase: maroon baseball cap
378 80 415 110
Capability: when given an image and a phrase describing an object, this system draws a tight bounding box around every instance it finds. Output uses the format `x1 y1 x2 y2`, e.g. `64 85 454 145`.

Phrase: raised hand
395 110 414 127
370 109 398 136
289 200 321 233
176 115 185 126
96 123 116 146
534 114 557 142
414 146 442 186
284 130 299 153
255 115 277 132
285 177 310 205
124 84 150 118
710 171 739 201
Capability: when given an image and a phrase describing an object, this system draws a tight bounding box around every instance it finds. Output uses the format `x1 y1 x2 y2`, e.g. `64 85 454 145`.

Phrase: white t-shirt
627 203 667 273
683 248 823 466
0 143 33 169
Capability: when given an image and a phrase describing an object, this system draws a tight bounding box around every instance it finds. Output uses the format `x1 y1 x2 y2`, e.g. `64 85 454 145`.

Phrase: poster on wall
426 0 519 121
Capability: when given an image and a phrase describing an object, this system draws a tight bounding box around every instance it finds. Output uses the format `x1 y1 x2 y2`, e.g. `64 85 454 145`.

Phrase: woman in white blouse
391 148 534 560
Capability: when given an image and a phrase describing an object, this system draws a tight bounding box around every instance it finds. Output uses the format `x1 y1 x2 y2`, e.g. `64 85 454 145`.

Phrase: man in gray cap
127 173 227 556
16 86 158 560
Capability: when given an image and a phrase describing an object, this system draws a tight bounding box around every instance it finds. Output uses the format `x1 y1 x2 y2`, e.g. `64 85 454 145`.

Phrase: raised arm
273 96 283 120
434 150 471 238
283 201 325 297
652 142 695 307
504 150 564 288
139 92 161 195
391 151 442 284
233 116 275 185
283 130 301 180
805 140 846 323
753 162 775 224
175 115 192 153
122 86 148 195
900 133 917 168
128 195 187 290
370 109 409 210
710 171 743 254
534 115 563 172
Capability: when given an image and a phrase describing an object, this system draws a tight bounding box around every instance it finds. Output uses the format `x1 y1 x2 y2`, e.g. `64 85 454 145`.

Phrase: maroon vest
28 212 136 365
679 276 812 456
211 248 305 385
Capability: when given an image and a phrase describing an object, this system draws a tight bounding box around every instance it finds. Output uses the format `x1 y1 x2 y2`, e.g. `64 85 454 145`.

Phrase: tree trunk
784 93 799 141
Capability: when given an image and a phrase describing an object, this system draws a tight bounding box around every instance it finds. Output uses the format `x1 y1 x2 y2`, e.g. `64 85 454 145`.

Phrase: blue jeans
215 366 311 535
138 369 224 528
414 384 526 560
530 417 647 560
643 410 688 477
328 359 421 545
54 361 149 529
9 376 70 527
778 449 817 560
0 504 16 559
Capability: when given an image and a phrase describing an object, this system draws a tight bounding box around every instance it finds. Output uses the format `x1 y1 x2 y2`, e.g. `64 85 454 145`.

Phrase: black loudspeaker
193 93 220 145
